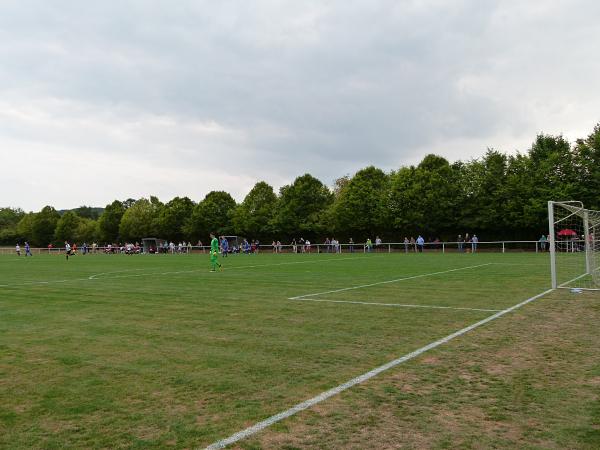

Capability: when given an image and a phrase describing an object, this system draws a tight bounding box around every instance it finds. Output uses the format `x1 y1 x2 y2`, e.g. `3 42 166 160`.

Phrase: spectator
366 238 373 253
375 236 382 252
472 234 479 253
416 235 425 252
349 238 354 253
410 236 416 252
457 234 464 252
539 234 547 252
404 237 409 253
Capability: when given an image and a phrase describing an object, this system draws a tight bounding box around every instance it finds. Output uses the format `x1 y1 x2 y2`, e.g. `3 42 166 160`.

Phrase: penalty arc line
289 298 501 312
288 263 494 300
204 287 554 450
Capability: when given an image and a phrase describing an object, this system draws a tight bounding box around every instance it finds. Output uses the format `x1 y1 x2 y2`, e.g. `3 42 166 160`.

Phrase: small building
142 238 167 254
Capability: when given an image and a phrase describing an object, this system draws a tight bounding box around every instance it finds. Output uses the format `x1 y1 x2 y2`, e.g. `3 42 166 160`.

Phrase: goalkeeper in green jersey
209 232 222 272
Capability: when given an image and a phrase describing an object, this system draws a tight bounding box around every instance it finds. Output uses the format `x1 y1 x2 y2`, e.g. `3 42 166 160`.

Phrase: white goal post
548 201 600 290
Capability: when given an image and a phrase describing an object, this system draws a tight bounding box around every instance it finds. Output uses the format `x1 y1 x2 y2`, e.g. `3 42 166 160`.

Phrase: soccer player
209 232 222 272
25 241 33 257
65 241 72 260
15 243 21 256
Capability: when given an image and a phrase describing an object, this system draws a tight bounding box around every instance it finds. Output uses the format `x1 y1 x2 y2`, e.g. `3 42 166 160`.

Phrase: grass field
1 251 599 449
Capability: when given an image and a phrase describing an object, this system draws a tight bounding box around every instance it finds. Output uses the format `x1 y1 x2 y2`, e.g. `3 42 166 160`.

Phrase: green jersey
211 237 219 253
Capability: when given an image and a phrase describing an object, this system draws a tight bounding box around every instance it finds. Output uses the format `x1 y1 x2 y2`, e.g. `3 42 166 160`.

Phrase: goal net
549 201 600 290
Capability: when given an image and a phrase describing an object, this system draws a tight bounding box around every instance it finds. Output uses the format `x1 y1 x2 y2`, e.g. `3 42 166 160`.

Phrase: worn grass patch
249 289 600 449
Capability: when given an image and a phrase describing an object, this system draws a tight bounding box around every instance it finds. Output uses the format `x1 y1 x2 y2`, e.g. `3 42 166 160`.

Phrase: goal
548 201 600 290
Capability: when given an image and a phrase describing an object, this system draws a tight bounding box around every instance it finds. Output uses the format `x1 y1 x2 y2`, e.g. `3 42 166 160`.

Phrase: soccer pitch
1 251 599 449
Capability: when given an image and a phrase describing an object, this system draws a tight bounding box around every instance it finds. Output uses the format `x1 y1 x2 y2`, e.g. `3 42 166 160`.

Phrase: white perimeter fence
0 241 551 255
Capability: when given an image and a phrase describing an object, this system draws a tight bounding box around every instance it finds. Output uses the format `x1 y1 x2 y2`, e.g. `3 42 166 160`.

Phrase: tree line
1 124 599 247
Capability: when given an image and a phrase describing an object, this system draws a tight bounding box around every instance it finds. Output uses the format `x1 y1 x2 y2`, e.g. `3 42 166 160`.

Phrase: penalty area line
289 297 501 312
288 263 493 300
204 287 554 450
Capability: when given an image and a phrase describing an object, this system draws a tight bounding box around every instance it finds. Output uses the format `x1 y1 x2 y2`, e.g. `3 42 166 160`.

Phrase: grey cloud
1 0 599 209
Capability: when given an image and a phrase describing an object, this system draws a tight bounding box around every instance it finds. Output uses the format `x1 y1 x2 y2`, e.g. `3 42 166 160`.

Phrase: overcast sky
1 0 599 211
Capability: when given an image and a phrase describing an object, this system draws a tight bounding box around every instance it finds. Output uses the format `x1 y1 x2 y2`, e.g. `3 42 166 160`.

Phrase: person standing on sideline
416 235 425 253
15 243 21 256
539 234 547 252
349 238 354 253
209 232 222 272
25 241 33 257
220 236 229 257
65 241 72 260
471 234 479 253
375 236 382 252
457 234 464 252
403 237 409 253
366 238 373 253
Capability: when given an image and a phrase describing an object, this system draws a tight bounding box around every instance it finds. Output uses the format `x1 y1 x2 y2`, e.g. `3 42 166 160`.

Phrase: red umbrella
558 228 577 236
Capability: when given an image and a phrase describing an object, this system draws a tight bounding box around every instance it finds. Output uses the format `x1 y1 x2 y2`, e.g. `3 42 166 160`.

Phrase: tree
272 174 333 239
54 211 80 243
16 213 36 242
332 175 350 198
232 182 278 240
0 207 24 229
188 191 237 241
98 200 126 243
455 150 511 237
331 166 389 240
73 206 103 220
119 197 162 242
76 218 100 243
31 206 60 246
573 123 600 210
496 134 579 239
389 155 459 239
157 196 195 242
0 207 25 244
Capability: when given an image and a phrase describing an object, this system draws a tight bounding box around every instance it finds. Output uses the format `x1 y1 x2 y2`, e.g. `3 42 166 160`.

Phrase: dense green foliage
2 125 600 246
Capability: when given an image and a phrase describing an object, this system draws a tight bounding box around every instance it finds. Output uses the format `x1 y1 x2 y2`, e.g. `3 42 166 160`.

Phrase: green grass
0 251 596 448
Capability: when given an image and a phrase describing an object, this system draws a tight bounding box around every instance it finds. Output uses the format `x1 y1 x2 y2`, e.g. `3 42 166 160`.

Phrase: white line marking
290 298 501 312
88 268 146 279
558 272 588 288
0 256 372 288
288 263 493 300
557 287 600 291
204 287 554 450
